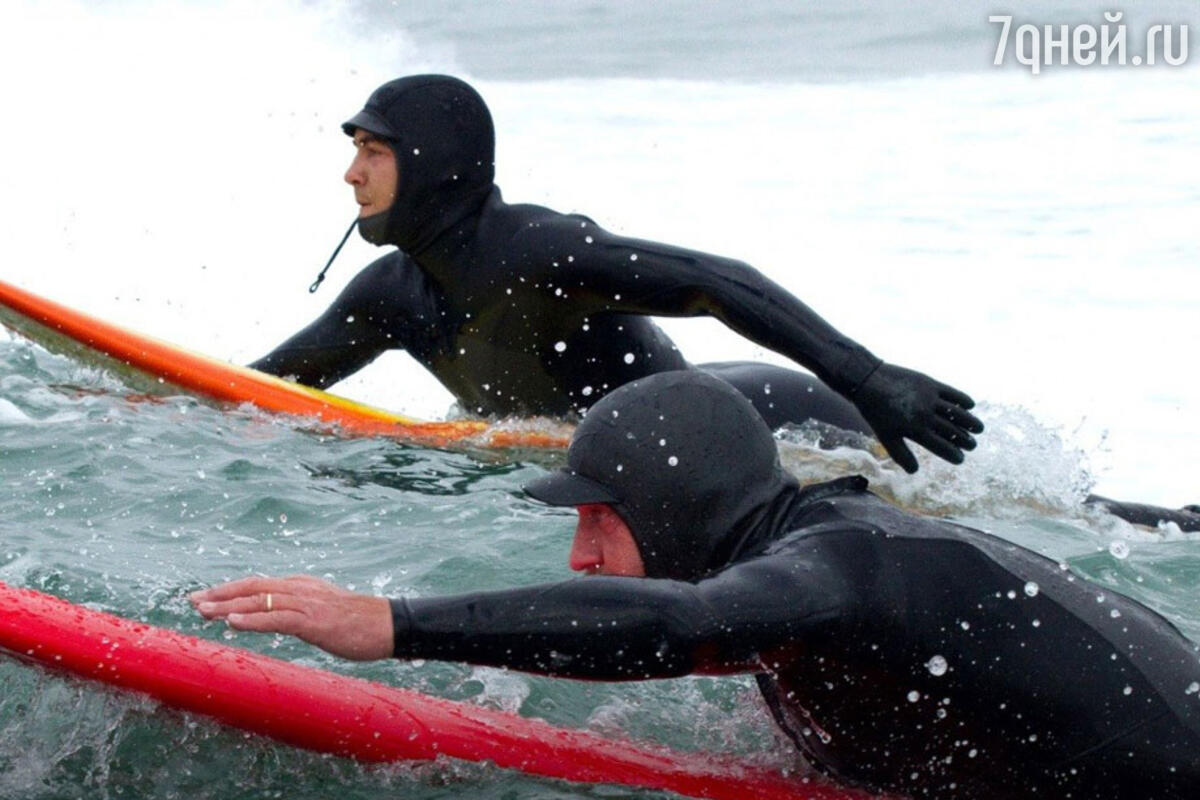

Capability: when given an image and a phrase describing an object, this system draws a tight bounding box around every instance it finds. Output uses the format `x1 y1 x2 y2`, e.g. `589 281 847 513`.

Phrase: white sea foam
0 397 30 423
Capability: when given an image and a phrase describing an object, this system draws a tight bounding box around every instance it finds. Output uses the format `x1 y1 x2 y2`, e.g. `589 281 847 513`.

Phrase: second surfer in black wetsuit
251 74 984 474
251 74 1200 530
195 371 1200 798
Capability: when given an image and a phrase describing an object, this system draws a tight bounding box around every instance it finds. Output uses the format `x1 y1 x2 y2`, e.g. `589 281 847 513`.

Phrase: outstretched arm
524 220 983 472
1085 495 1200 532
249 252 425 389
191 553 849 680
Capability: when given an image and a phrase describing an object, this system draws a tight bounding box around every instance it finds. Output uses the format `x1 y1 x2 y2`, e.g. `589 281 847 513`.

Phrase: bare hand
190 574 393 661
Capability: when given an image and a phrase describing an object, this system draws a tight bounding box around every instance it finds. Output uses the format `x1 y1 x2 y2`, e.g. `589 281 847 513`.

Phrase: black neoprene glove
849 362 984 473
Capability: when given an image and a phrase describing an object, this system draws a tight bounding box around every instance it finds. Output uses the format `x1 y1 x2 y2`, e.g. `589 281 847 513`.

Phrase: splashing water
2 2 1199 797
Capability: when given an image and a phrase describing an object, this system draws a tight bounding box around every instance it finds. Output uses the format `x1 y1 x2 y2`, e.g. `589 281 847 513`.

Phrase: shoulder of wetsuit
502 205 593 241
499 206 602 272
333 251 423 305
305 250 442 348
350 249 415 284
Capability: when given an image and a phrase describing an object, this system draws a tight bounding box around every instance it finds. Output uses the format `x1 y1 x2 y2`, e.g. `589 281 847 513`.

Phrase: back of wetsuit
755 488 1200 798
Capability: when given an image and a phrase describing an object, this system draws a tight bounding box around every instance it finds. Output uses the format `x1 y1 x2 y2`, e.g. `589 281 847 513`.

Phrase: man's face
344 129 397 218
569 504 645 577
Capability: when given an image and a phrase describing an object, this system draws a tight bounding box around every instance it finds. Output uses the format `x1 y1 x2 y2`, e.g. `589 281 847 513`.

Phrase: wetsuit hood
343 74 496 253
525 371 799 581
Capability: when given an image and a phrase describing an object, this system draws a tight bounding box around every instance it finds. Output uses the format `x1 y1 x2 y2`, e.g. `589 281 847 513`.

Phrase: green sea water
1 332 1198 799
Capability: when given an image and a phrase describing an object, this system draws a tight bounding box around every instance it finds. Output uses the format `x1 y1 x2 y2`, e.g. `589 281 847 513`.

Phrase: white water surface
1 0 1196 507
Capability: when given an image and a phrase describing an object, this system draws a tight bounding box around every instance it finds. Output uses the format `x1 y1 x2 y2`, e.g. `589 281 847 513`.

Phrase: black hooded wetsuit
391 373 1200 798
391 478 1200 798
251 192 872 432
252 75 988 471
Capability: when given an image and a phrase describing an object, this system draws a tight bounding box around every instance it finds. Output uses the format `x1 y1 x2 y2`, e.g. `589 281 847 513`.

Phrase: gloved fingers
937 385 976 410
916 431 966 466
936 400 984 434
931 416 977 451
880 436 919 474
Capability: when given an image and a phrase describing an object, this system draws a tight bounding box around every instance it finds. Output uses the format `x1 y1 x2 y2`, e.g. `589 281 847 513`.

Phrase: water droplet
623 352 635 364
1123 685 1133 696
585 235 594 244
279 513 287 524
1006 590 1017 599
345 315 355 323
907 690 921 703
1024 582 1039 597
629 253 638 261
611 410 619 418
960 620 970 631
1185 682 1199 695
1109 541 1130 559
659 439 666 446
667 456 679 467
554 341 567 353
616 464 623 472
582 386 593 396
412 147 420 155
927 655 948 676
1110 608 1121 619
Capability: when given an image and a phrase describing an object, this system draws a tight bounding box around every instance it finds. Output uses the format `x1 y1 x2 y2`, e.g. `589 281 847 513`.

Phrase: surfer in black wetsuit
195 371 1200 799
251 73 984 474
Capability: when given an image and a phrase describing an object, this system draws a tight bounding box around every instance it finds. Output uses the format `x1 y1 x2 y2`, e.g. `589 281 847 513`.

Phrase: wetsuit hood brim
342 109 399 140
524 469 620 507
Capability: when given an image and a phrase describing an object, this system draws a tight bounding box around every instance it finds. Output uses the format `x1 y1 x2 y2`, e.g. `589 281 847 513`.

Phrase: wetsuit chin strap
308 217 359 293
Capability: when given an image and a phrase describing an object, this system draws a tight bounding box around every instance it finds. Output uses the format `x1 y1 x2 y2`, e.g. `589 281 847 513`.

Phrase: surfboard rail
0 279 569 450
0 580 882 800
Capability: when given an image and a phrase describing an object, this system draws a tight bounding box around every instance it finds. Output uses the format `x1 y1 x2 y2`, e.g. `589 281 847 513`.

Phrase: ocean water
1 1 1198 797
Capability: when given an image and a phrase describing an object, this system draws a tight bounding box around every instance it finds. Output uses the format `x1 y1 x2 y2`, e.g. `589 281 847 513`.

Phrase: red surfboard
0 580 881 800
0 279 570 450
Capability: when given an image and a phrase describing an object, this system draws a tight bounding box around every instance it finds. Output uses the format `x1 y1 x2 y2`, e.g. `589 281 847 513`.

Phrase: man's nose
568 531 601 572
344 155 365 186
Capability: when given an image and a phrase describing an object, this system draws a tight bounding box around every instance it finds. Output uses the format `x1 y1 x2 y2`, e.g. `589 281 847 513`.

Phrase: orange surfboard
0 279 569 450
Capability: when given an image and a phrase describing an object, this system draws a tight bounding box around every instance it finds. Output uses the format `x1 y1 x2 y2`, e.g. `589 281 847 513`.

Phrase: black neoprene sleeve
513 219 883 395
250 253 416 387
389 554 848 680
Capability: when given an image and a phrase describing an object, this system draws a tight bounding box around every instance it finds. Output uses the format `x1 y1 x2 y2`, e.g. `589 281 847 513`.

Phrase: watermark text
991 12 1188 73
